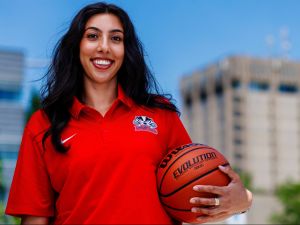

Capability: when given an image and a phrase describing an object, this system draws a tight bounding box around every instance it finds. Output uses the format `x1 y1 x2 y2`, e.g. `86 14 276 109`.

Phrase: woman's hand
190 165 253 224
21 216 49 225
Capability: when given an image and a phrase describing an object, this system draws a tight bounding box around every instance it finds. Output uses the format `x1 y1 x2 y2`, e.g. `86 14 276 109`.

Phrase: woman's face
80 13 124 88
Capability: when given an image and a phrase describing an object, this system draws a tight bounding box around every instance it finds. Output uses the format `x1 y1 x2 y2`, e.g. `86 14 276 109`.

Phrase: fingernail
191 207 198 213
190 198 196 204
218 165 226 170
193 185 200 191
197 217 205 221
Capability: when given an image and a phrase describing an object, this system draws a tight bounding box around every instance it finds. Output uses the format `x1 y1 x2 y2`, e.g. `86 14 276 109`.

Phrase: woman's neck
83 80 118 116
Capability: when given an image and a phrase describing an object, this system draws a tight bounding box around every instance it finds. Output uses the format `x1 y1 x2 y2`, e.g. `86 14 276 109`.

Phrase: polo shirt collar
117 84 134 109
70 84 134 119
70 97 86 119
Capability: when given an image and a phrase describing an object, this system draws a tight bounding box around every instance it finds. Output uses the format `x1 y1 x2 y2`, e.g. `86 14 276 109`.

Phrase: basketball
157 143 231 223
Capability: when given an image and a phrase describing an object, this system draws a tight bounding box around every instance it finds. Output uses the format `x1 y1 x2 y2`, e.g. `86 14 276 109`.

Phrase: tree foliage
238 170 253 191
0 201 21 224
0 160 20 224
270 181 300 224
25 88 41 123
233 167 253 191
0 160 5 201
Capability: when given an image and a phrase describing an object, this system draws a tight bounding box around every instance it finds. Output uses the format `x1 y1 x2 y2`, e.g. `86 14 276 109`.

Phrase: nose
97 36 109 53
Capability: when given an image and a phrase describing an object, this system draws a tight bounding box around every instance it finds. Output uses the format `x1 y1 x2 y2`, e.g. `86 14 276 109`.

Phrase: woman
5 2 252 224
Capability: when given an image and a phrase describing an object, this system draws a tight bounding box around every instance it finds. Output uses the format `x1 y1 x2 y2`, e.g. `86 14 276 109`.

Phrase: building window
234 138 243 145
231 79 241 89
0 90 20 100
278 84 298 94
248 81 269 91
215 82 223 96
184 94 192 108
233 110 242 117
0 150 19 160
234 152 243 160
199 89 207 103
0 144 19 160
233 96 242 103
234 124 242 131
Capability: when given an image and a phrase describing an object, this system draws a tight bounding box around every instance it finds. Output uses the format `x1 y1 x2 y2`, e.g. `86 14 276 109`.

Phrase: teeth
94 59 111 65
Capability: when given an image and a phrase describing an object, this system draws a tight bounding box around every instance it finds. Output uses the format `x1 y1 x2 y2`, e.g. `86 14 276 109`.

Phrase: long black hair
41 2 179 153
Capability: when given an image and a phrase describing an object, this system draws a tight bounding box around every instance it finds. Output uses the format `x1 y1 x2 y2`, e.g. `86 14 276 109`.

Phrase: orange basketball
157 143 230 223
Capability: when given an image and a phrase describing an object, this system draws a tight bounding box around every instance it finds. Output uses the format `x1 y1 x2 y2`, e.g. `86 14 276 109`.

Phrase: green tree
238 170 253 191
25 88 41 123
0 201 21 224
270 181 300 224
0 160 20 224
233 167 253 191
0 160 5 201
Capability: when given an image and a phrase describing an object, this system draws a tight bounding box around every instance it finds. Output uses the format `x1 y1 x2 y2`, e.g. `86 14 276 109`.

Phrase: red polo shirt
6 86 191 224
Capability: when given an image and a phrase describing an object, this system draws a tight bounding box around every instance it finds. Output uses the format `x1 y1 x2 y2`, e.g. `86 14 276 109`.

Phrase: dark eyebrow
85 27 124 34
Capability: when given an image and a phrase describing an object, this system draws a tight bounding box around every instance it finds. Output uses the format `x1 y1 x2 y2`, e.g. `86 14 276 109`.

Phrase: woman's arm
21 216 49 225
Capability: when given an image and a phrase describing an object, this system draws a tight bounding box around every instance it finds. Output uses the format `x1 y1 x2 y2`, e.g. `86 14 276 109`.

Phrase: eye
111 35 123 42
86 33 98 40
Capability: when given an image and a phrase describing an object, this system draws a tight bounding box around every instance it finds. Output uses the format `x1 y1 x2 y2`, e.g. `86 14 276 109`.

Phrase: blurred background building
0 49 25 202
180 55 300 224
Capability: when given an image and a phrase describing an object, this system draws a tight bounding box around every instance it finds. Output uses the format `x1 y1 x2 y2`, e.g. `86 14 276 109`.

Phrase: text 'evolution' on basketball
173 152 217 179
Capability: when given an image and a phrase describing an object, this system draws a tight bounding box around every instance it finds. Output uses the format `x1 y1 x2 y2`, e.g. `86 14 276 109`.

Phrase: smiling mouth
91 58 114 70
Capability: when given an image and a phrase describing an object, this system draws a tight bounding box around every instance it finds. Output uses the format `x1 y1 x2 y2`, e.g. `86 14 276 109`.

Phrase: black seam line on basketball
161 201 191 212
161 200 215 211
159 162 230 198
158 146 218 194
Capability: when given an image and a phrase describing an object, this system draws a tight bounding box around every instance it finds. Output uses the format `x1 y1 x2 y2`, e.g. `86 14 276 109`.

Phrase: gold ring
215 198 220 206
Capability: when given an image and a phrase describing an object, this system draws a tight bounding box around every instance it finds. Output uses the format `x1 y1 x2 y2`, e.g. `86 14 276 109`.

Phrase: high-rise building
0 49 25 201
180 55 300 224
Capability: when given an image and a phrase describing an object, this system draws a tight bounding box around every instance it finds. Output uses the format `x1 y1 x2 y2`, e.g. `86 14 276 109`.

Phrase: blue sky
0 0 299 109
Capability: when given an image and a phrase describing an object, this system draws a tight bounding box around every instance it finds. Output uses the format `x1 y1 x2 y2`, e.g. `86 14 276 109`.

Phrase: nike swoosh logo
61 133 77 144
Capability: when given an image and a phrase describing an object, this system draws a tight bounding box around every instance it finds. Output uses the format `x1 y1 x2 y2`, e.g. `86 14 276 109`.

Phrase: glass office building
0 49 25 201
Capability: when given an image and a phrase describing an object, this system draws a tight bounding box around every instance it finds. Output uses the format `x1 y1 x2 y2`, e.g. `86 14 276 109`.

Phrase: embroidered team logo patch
133 116 158 134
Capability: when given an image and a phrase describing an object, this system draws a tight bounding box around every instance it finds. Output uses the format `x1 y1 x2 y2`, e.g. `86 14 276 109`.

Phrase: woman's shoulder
137 102 179 120
155 95 180 115
135 94 179 113
25 109 50 135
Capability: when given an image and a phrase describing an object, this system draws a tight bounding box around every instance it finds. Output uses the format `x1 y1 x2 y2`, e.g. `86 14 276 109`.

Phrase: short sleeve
5 125 55 217
166 112 192 152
